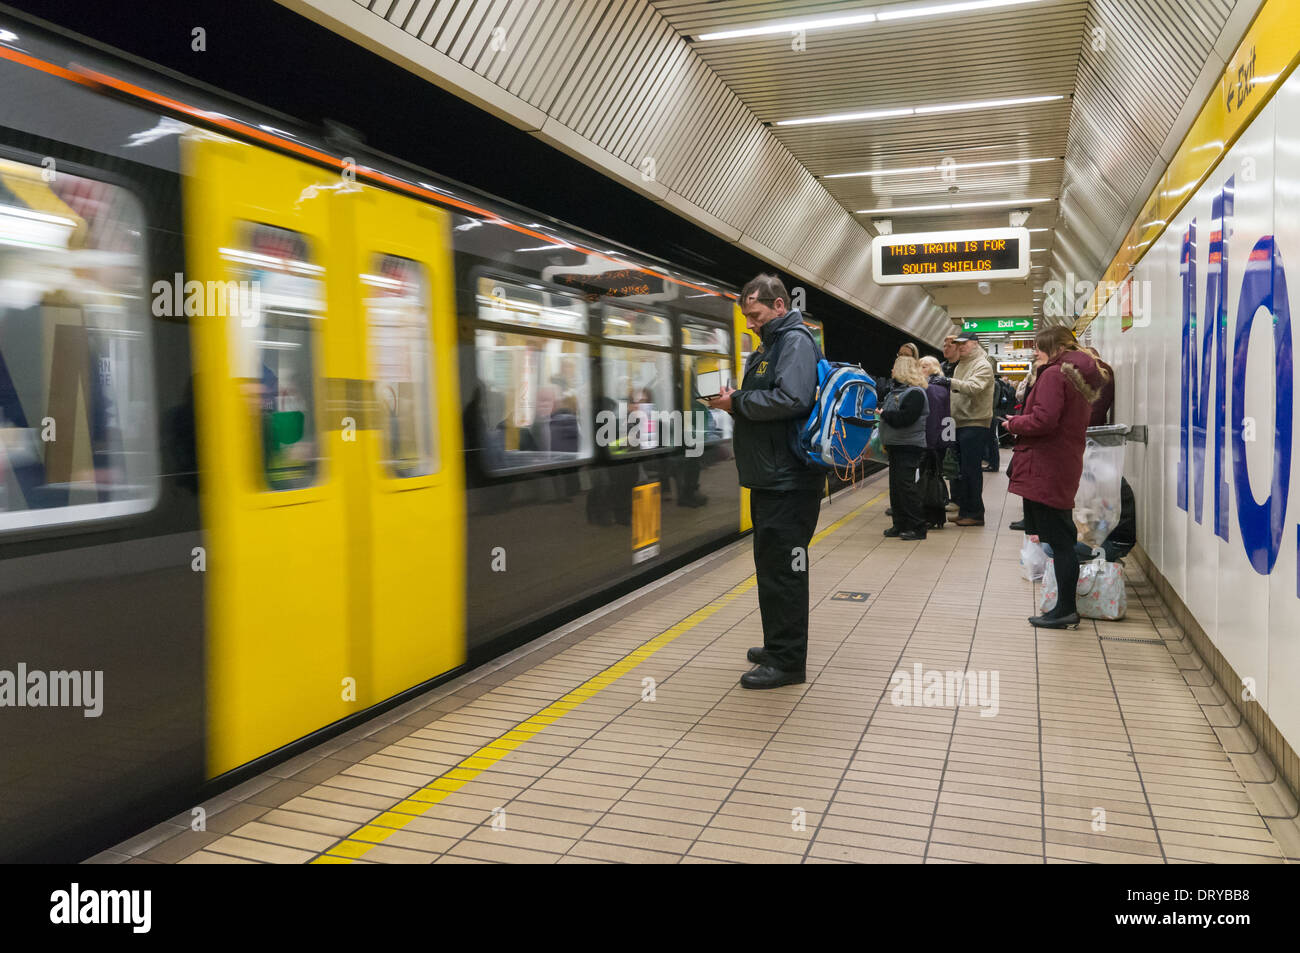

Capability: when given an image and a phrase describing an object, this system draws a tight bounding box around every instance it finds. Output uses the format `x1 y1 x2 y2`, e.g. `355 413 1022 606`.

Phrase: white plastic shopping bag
1020 535 1047 582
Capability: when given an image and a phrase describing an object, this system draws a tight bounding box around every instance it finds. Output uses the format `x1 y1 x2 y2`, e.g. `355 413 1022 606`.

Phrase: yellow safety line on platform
312 489 886 863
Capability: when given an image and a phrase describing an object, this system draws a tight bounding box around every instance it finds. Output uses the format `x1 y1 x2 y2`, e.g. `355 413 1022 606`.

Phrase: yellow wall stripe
1075 0 1300 332
311 488 885 863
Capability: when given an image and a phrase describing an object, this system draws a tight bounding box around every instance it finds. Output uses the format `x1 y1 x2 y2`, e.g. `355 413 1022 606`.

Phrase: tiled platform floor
93 471 1300 864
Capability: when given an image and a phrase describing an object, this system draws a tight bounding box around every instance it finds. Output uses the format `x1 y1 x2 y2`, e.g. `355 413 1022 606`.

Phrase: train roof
0 3 737 304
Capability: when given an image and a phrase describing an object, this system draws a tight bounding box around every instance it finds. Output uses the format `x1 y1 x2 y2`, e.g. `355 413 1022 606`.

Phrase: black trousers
1024 498 1079 616
955 426 986 519
985 422 1001 468
750 485 823 672
886 445 925 533
924 447 947 526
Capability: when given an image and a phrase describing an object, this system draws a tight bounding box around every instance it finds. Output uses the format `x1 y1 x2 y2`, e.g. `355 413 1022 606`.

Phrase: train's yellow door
336 183 465 705
186 136 464 775
186 136 353 775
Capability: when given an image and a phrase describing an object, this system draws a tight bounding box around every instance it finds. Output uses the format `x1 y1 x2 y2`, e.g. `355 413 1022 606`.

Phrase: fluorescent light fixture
697 12 877 40
1031 248 1047 252
0 29 17 43
778 94 1061 127
913 95 1062 115
1028 227 1050 232
696 0 1043 40
825 156 1057 179
856 197 1052 214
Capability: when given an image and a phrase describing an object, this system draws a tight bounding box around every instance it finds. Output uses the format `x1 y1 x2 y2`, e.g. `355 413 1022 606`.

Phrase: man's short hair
740 273 790 309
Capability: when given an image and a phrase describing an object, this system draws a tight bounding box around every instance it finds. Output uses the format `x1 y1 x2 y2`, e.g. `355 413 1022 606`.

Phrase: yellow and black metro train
0 16 845 862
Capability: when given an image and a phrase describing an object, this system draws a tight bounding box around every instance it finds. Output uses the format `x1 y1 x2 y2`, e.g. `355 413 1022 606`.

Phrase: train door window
602 306 671 454
222 223 324 491
364 254 436 478
680 320 732 447
0 157 159 532
474 276 591 471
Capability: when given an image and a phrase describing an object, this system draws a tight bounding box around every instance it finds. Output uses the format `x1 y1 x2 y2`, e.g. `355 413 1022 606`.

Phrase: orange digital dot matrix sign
872 227 1031 286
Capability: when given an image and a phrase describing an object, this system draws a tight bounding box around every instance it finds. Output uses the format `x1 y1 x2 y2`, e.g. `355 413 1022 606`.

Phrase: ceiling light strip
695 0 1045 41
825 156 1058 179
777 94 1063 127
855 197 1054 214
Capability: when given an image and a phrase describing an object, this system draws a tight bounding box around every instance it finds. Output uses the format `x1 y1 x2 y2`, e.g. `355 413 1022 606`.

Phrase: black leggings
1024 498 1079 616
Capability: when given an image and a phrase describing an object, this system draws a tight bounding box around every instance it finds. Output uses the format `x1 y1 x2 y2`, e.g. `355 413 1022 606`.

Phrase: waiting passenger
918 355 951 530
878 356 930 540
1003 326 1105 629
706 273 821 690
946 336 995 526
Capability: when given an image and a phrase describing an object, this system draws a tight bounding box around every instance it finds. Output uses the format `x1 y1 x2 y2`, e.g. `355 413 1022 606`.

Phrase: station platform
92 472 1300 865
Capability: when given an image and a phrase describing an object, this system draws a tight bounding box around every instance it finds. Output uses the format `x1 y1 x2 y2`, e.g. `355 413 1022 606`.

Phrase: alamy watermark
0 663 103 717
889 664 999 717
151 273 261 324
595 407 708 458
1043 272 1152 328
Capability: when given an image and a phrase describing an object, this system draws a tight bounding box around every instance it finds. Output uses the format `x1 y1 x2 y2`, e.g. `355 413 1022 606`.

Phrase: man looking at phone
705 274 822 690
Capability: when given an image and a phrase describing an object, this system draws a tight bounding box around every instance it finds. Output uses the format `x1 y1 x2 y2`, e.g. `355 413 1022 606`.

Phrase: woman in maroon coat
1004 326 1105 629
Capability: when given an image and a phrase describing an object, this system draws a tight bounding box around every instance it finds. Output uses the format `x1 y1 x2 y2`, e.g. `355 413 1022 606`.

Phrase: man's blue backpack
788 327 879 478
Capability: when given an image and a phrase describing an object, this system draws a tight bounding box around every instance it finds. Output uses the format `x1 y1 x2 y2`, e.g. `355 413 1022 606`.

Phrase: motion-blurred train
0 13 856 862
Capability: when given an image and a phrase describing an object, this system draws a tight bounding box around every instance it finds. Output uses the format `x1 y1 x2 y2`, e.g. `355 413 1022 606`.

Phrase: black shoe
1028 612 1080 629
982 465 998 472
928 521 944 530
885 507 893 516
746 646 770 665
677 493 709 508
882 526 902 537
740 664 805 690
1009 519 1026 531
899 530 926 541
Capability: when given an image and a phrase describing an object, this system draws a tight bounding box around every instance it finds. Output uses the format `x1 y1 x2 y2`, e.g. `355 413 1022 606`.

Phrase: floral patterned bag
1038 555 1127 621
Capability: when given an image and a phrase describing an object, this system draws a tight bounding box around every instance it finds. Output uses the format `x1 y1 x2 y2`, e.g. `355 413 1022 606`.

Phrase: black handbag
922 453 947 510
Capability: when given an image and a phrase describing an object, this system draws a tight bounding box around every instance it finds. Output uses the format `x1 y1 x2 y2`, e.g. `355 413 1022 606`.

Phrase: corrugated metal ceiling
282 0 1258 337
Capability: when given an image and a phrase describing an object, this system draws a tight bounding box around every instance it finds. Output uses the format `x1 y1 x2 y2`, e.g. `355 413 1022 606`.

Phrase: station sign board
997 360 1033 374
960 317 1035 334
873 227 1030 285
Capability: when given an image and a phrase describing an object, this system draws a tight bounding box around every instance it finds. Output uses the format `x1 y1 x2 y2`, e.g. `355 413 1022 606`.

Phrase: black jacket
732 310 822 491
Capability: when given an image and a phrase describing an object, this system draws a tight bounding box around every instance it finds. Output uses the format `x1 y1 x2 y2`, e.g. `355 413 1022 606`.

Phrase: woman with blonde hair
877 355 930 540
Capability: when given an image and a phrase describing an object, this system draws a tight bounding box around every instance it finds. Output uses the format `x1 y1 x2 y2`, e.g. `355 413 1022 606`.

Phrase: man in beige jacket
947 336 995 526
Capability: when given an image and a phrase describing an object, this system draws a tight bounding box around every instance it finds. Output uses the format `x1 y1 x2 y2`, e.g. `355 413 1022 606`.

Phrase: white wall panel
1112 65 1300 755
1187 173 1222 654
1268 74 1300 748
1216 103 1275 704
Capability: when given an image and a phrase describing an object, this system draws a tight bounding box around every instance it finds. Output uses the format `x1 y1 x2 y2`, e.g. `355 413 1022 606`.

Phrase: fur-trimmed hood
1055 349 1104 405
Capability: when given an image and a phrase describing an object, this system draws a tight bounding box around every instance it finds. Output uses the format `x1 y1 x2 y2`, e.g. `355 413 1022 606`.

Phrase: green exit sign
961 317 1035 333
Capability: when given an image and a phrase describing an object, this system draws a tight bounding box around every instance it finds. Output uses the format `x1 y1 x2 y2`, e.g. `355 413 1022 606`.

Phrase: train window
680 322 732 448
602 348 673 453
474 327 592 472
681 322 729 355
600 305 671 455
603 306 670 346
476 275 587 334
223 223 323 491
0 158 159 533
364 254 436 478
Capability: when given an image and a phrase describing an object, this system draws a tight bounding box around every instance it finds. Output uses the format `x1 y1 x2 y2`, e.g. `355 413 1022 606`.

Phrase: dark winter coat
1005 349 1105 510
731 310 822 490
923 374 952 449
